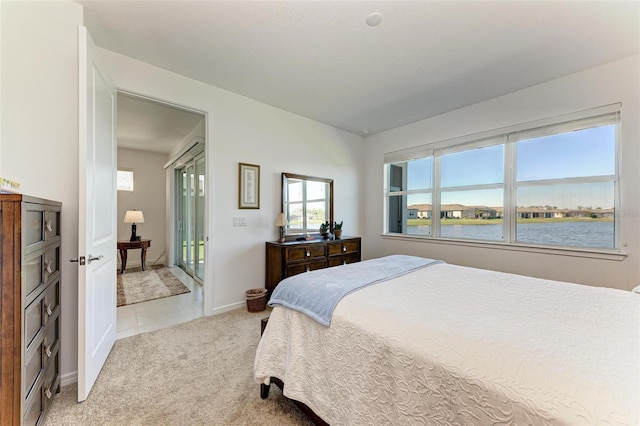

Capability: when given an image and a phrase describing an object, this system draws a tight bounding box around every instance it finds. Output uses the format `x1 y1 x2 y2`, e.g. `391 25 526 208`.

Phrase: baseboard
209 301 245 316
61 370 78 387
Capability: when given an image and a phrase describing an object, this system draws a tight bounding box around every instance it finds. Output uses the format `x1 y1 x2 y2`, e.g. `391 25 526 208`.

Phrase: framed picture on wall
239 162 260 209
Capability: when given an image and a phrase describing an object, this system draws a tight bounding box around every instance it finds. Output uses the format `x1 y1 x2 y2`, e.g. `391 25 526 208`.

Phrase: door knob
87 255 103 264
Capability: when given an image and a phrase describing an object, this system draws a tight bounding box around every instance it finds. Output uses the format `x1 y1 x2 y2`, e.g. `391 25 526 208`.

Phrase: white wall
0 1 363 381
101 49 364 315
117 148 168 267
363 55 640 291
0 1 83 380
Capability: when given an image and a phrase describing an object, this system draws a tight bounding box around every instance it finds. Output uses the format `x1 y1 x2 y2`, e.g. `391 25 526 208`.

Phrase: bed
254 255 639 425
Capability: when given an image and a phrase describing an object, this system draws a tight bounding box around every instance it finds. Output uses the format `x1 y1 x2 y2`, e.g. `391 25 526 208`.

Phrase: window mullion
504 141 516 243
433 155 442 238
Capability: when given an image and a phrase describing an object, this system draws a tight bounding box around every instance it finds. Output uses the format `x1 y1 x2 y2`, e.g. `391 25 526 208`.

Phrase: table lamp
274 213 288 243
124 210 145 241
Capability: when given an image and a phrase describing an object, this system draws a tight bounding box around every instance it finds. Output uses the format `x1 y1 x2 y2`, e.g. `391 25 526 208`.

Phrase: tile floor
116 266 204 339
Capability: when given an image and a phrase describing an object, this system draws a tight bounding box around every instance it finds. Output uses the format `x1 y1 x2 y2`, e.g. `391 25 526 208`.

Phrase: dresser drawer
43 246 60 284
285 259 327 277
43 280 60 327
328 240 360 256
23 205 60 250
24 280 60 350
284 244 327 263
24 252 44 299
24 337 46 400
328 253 361 267
22 349 59 426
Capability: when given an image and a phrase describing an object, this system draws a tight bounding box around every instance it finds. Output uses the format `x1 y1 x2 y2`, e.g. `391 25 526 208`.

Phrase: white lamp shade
124 210 145 224
274 212 288 227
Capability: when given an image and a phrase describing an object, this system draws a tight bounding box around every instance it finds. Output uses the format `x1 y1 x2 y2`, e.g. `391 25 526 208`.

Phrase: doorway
175 150 206 282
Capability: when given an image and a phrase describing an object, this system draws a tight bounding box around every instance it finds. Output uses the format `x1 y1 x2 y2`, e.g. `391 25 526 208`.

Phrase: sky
403 125 615 209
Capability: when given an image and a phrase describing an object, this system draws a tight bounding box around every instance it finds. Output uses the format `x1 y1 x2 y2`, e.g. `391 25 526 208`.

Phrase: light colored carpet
44 308 313 425
117 265 190 307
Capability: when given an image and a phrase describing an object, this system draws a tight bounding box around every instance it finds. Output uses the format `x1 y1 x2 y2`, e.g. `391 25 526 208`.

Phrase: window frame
383 104 621 253
117 169 134 192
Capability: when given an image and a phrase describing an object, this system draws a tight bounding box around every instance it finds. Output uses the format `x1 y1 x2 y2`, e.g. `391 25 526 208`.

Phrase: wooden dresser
265 236 361 295
0 194 62 426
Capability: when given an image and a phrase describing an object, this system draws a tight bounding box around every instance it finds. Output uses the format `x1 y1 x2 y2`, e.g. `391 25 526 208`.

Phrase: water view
407 221 614 249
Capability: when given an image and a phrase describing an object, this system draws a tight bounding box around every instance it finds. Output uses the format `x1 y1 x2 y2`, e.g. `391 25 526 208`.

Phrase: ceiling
81 1 639 137
117 93 204 154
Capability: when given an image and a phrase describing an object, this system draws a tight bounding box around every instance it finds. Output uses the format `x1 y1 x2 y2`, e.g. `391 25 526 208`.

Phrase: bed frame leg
260 383 271 399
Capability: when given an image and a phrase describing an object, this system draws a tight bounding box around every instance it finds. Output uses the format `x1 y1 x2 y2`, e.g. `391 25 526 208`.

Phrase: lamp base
130 223 137 242
278 226 286 243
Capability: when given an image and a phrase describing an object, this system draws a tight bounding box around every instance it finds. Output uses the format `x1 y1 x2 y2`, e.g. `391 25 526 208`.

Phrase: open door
76 26 118 402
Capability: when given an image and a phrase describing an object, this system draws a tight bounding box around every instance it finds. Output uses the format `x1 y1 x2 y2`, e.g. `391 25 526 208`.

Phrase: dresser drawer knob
46 303 54 316
306 250 310 257
45 386 52 399
45 345 52 358
343 246 347 252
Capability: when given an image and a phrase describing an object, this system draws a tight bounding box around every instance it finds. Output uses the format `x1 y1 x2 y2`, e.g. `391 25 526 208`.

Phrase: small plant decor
319 221 330 234
333 221 344 239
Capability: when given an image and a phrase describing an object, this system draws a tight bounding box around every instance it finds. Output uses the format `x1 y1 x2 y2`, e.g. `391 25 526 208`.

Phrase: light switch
233 217 247 227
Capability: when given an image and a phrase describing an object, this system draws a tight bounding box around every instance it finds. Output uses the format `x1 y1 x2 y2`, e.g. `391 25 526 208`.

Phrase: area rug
117 265 190 307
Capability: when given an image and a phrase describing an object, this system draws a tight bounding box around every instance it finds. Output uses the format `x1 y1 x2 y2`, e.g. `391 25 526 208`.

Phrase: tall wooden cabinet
0 194 62 426
265 237 361 295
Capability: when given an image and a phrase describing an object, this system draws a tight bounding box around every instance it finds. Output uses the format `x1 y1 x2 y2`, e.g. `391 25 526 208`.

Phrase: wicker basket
245 288 268 312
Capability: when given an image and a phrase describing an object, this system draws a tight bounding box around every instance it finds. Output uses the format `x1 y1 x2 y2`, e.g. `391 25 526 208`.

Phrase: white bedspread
254 263 640 425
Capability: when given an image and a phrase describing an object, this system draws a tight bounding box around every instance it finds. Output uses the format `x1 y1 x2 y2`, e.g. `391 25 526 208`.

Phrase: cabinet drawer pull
46 303 54 316
45 345 52 358
45 386 52 399
45 261 53 274
342 246 347 252
45 220 53 233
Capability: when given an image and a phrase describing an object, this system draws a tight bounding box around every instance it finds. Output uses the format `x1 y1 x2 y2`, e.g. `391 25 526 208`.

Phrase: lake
407 221 614 249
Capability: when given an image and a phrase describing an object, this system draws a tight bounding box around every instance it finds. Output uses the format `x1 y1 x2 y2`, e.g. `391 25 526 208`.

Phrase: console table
117 239 151 274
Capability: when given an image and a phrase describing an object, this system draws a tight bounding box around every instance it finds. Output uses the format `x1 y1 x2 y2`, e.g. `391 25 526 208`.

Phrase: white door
76 26 118 402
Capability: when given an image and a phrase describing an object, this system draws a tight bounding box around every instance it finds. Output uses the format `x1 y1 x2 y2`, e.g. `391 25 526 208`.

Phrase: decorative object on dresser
274 213 288 243
0 193 62 426
123 209 144 241
332 221 343 239
318 221 330 239
265 237 361 296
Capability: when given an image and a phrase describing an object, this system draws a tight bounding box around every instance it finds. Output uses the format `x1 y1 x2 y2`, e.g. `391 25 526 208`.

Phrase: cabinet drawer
284 245 327 263
285 259 327 277
22 350 59 426
24 337 45 400
328 240 360 256
328 253 361 267
23 204 60 250
42 350 60 411
24 280 60 350
23 382 43 426
24 252 44 299
24 296 45 349
43 280 60 327
43 246 60 283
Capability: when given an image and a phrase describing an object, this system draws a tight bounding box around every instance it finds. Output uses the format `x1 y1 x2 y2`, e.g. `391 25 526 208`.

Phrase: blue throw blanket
269 255 444 326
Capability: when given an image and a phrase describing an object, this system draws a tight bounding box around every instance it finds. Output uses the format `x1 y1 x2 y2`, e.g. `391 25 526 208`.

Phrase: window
117 169 134 191
384 106 620 251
